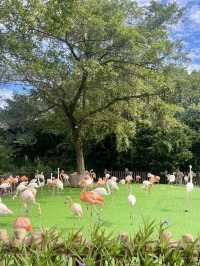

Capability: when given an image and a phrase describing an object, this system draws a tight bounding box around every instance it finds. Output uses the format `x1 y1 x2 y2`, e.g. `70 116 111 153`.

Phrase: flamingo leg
67 180 71 186
128 183 131 194
129 205 134 226
97 206 103 223
90 205 93 217
52 186 56 196
36 202 42 215
24 203 29 215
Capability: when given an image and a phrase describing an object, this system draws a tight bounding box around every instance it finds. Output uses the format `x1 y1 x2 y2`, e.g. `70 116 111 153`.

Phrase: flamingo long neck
69 198 73 206
106 183 111 195
189 165 193 183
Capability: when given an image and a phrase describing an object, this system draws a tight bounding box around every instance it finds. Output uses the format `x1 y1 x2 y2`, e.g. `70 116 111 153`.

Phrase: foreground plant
0 221 200 265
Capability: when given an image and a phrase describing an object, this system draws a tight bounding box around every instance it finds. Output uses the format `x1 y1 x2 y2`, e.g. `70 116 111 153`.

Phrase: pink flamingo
65 196 83 218
125 175 133 193
13 217 32 232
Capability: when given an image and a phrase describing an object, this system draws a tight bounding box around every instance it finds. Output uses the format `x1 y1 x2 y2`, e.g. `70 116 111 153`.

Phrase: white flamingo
128 193 136 225
55 179 63 190
0 183 11 195
27 182 39 189
111 176 117 182
13 182 28 199
0 198 13 215
92 184 111 196
20 188 41 215
186 165 194 193
142 180 151 188
105 173 110 179
48 178 63 193
128 194 136 206
35 172 45 188
166 173 176 184
107 179 119 191
119 179 126 185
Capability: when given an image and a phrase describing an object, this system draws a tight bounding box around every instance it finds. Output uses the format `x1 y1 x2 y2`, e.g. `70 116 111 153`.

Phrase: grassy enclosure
1 184 200 239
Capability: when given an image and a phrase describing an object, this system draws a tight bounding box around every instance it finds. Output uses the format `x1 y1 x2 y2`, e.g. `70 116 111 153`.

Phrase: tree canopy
0 0 199 175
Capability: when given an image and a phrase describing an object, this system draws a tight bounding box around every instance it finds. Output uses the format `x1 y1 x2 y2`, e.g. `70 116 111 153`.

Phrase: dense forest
0 0 199 176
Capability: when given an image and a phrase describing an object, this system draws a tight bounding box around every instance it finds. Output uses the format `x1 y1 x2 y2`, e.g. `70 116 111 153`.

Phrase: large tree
1 0 183 173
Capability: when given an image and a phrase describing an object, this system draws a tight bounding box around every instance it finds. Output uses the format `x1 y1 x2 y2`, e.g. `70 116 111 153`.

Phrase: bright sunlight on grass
1 184 200 238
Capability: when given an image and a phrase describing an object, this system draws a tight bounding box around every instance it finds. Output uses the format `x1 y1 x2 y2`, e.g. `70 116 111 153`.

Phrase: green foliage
1 222 200 265
0 0 199 173
0 0 186 172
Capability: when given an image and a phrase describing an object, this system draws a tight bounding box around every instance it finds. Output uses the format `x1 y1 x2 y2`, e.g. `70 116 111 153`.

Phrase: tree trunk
72 129 85 175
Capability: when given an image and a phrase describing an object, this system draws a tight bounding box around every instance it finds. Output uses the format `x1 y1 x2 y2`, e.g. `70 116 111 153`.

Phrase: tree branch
29 27 80 61
79 92 162 124
37 104 56 115
65 37 80 61
70 71 88 113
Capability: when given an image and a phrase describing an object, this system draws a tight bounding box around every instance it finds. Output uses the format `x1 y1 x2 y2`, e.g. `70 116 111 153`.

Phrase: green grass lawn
1 184 200 239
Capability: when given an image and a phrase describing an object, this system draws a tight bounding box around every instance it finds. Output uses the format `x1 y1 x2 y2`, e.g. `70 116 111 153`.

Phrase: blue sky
0 0 200 106
138 0 200 72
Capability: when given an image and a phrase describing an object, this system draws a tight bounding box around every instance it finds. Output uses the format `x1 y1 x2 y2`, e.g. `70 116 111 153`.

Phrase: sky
1 0 200 107
137 0 200 72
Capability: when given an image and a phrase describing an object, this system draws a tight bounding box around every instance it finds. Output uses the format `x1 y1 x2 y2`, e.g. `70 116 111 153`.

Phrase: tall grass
0 221 200 265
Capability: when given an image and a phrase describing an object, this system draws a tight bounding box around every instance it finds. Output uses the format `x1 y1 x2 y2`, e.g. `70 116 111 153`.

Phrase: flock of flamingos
0 166 195 233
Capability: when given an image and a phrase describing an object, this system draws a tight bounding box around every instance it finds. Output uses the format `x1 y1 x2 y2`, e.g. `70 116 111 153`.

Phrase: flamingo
13 217 32 232
80 191 104 219
185 165 194 212
0 182 11 195
111 176 117 182
166 173 176 184
105 173 110 179
80 191 104 205
186 165 194 193
13 182 28 199
79 174 93 190
89 169 96 180
65 196 83 218
48 178 63 193
60 170 70 185
0 198 13 215
5 176 18 193
136 175 141 183
97 178 106 186
152 173 160 183
125 175 133 183
119 179 126 185
128 193 136 225
35 172 45 188
54 179 63 190
186 182 193 192
184 175 189 184
142 180 152 192
20 188 41 215
107 179 119 192
125 175 133 193
92 183 111 196
27 182 39 189
106 179 119 206
19 176 29 182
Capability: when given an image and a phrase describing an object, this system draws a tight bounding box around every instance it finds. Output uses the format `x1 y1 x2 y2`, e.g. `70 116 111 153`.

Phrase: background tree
0 0 185 174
